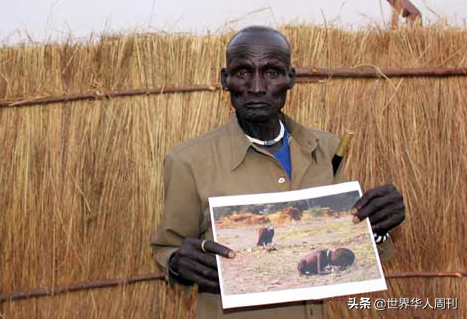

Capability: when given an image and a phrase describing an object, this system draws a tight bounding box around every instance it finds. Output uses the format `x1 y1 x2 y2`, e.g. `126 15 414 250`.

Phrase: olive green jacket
151 114 396 319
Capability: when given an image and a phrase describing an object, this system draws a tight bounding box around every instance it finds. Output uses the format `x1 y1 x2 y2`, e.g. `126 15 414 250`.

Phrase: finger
179 247 218 268
354 193 402 222
182 238 236 258
203 240 236 258
367 207 391 226
178 262 220 289
184 271 220 291
352 184 396 213
179 258 219 280
182 237 202 247
368 201 405 226
372 212 405 234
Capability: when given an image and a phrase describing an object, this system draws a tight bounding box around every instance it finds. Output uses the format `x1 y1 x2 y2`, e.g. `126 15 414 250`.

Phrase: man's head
221 26 296 122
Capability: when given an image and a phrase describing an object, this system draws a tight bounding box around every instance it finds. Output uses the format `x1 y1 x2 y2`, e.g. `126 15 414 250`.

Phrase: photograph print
209 182 387 309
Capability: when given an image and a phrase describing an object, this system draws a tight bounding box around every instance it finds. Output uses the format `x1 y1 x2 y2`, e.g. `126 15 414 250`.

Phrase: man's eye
266 70 279 77
237 70 250 77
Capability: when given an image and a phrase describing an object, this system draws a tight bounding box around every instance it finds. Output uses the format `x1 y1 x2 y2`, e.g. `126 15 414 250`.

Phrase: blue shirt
273 128 292 180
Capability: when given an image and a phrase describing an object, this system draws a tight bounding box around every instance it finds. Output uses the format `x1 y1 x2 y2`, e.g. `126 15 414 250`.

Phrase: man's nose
249 72 266 95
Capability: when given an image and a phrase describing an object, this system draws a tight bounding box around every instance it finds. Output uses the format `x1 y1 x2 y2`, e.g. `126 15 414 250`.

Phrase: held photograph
209 182 387 309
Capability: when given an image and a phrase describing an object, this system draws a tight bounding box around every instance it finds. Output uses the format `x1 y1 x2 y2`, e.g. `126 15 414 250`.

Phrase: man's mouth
245 102 271 108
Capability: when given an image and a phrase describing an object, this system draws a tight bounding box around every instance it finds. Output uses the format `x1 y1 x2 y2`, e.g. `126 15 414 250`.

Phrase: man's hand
170 238 235 294
352 184 405 234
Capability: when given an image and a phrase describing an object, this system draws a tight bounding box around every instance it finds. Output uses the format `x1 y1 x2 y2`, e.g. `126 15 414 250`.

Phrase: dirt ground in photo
216 215 381 296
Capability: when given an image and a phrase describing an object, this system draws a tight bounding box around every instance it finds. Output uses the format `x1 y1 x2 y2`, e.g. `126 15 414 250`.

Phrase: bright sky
1 0 467 44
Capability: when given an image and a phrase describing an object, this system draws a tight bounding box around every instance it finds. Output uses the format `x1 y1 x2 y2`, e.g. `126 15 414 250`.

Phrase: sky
1 0 467 44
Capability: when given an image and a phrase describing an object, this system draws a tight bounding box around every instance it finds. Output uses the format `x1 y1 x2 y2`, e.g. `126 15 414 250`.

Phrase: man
152 26 405 319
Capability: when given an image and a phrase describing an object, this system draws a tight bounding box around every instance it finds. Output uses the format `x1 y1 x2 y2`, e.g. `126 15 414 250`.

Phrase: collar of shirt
228 113 320 172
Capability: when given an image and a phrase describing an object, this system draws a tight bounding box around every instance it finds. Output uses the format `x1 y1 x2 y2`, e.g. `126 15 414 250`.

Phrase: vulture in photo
257 226 275 246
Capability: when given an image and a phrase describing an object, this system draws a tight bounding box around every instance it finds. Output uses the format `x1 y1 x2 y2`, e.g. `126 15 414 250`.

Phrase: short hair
227 26 290 49
226 26 291 66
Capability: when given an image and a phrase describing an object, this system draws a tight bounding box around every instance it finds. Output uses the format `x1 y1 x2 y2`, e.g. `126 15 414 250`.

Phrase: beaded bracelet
374 231 390 244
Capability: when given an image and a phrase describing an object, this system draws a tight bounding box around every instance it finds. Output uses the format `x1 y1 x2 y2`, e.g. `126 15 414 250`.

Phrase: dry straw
1 25 467 318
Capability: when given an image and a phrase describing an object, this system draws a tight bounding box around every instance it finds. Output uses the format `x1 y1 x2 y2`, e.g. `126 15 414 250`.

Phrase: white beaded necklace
245 120 285 146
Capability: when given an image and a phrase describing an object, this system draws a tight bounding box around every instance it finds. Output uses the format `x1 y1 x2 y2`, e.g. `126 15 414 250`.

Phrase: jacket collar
229 113 319 171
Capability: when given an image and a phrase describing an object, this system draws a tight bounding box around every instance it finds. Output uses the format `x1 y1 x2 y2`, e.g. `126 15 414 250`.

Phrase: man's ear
221 68 229 91
287 67 296 90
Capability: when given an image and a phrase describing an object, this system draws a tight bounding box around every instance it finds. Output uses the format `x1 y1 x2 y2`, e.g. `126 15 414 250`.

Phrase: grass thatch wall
1 26 466 318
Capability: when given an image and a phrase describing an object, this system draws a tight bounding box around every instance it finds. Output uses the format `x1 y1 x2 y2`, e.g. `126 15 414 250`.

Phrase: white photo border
208 181 387 309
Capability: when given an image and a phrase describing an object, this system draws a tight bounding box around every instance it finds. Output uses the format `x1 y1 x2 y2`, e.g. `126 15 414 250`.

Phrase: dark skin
352 184 405 234
298 248 355 276
170 28 405 294
221 30 295 153
297 249 332 275
170 237 234 293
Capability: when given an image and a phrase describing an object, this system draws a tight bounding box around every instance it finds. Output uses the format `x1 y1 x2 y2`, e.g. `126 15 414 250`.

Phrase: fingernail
228 251 236 258
350 208 358 215
353 216 360 223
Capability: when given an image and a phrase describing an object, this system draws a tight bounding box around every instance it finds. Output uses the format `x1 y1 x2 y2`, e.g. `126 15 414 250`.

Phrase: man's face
222 32 295 122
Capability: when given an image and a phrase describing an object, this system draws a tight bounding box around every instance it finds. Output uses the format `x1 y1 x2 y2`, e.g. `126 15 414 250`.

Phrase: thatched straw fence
1 25 466 318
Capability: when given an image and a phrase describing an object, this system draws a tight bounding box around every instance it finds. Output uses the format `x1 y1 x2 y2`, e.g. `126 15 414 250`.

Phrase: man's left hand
352 184 405 234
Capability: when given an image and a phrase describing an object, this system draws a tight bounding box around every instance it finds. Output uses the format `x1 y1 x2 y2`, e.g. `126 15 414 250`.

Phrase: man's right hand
170 238 236 294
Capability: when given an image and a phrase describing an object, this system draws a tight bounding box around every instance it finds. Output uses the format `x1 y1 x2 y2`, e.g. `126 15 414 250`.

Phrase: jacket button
278 177 286 184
